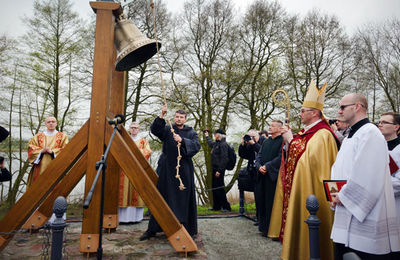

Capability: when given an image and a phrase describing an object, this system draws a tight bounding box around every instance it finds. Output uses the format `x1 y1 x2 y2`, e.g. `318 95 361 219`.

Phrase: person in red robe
118 121 151 224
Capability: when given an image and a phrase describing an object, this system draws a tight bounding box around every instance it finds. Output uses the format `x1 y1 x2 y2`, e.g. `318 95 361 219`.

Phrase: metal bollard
51 196 67 260
304 194 321 260
239 189 245 215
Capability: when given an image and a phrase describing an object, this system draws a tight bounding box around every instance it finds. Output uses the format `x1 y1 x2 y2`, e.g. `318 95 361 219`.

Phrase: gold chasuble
268 121 339 260
119 138 151 207
27 132 69 187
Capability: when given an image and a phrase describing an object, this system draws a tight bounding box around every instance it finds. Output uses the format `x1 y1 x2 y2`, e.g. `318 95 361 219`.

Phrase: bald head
338 93 368 126
45 116 57 132
348 93 368 111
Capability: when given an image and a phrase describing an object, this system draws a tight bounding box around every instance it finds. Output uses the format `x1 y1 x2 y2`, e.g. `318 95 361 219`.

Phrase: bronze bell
114 13 161 71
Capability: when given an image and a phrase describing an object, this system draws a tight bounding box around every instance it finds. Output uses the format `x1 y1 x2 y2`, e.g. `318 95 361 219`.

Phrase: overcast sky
1 0 399 37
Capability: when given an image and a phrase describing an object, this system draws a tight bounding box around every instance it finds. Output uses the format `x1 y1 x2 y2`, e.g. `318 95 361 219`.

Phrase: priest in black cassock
140 105 201 240
254 120 283 237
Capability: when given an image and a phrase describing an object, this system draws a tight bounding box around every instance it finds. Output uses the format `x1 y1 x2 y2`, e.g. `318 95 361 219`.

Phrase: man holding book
330 94 400 259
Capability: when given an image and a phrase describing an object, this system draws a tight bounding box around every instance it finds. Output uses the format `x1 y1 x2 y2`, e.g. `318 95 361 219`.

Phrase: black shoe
253 222 259 226
139 230 156 241
271 237 280 242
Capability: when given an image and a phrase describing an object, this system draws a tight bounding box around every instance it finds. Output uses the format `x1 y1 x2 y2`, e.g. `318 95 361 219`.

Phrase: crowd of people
236 85 400 259
2 79 400 259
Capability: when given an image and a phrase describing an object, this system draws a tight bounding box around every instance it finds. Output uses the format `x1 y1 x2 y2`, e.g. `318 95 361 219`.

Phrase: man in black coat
0 126 9 143
140 105 201 240
238 129 266 222
0 156 11 182
254 120 283 237
205 129 231 211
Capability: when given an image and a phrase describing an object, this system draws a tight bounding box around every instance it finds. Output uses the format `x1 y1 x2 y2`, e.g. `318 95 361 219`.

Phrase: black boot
139 230 156 241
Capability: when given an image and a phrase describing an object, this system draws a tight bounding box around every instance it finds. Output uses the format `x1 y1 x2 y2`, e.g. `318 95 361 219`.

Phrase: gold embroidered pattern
280 136 307 240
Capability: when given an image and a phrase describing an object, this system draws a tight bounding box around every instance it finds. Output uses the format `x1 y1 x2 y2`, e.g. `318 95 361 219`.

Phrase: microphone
108 114 125 125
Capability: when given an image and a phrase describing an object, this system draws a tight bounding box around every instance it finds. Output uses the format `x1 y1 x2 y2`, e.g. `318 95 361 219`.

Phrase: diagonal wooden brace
107 125 198 252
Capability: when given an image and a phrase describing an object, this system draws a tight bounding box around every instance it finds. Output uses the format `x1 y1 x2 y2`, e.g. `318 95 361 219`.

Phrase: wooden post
0 1 198 254
102 48 125 230
80 1 121 253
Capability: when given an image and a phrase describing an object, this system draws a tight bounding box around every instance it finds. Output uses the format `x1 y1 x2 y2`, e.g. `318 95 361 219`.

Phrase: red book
389 155 399 175
323 180 347 202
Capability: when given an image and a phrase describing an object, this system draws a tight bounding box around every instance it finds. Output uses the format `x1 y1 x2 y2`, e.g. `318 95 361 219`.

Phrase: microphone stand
83 122 120 260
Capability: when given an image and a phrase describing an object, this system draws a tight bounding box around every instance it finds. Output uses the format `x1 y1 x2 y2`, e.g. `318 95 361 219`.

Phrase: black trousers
334 243 399 260
255 174 277 235
211 169 231 210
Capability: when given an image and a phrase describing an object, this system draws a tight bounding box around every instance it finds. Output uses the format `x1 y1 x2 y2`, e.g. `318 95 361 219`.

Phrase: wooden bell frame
0 1 197 255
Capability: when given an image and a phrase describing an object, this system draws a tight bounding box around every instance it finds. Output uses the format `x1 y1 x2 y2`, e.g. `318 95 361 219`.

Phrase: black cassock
147 117 201 236
254 135 283 236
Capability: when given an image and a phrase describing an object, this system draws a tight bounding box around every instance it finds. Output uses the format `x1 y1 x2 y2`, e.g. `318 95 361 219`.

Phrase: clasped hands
258 165 267 175
41 147 53 154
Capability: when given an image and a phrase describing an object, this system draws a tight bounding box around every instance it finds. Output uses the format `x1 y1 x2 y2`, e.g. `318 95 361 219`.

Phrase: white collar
304 119 322 133
131 135 140 142
44 129 58 136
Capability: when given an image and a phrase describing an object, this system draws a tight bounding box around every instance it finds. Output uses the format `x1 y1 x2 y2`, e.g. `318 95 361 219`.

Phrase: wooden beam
119 127 158 185
107 125 180 235
89 1 122 16
0 120 89 251
81 2 119 252
107 126 197 252
103 48 126 229
22 151 88 229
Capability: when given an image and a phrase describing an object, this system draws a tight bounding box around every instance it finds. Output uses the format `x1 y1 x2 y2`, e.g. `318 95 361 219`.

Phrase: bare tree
356 18 400 112
22 0 89 131
234 0 287 130
167 0 237 203
283 10 356 126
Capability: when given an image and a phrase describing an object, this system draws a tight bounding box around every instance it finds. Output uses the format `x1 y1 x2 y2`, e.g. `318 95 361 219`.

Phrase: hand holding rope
150 0 186 190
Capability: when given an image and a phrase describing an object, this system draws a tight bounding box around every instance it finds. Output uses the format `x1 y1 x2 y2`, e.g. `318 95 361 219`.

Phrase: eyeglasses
377 121 396 125
339 104 356 111
130 126 139 129
300 109 314 114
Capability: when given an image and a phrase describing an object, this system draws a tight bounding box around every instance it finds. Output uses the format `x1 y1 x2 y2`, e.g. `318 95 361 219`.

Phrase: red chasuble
279 121 339 241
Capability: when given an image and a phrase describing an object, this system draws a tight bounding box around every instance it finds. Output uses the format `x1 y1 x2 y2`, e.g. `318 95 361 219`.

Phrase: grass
0 201 256 222
67 202 257 218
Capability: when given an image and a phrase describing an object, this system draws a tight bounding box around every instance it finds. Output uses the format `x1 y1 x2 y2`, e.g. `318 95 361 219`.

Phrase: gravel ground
0 215 281 259
198 215 281 260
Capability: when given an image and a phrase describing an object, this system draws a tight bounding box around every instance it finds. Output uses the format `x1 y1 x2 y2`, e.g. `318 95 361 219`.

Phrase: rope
195 182 236 192
150 0 185 190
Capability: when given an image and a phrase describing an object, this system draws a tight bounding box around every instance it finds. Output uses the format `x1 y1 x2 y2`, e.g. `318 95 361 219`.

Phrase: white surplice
389 145 400 217
330 123 400 254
